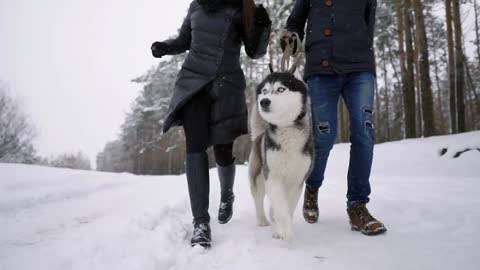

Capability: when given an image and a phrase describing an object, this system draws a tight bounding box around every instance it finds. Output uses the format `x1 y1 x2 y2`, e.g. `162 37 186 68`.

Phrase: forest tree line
97 0 480 175
0 83 92 170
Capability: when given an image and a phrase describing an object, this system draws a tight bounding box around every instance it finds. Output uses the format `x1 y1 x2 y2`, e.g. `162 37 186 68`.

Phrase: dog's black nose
260 99 271 109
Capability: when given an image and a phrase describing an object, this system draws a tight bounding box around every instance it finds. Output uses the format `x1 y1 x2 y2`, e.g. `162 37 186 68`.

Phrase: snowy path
1 132 480 270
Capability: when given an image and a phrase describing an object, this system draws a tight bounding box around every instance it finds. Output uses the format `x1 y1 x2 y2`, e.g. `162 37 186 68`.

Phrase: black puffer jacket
286 0 377 80
161 0 271 145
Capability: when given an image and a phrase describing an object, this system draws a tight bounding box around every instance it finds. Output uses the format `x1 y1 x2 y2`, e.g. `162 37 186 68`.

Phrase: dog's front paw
257 217 270 227
269 206 275 223
272 227 294 241
272 231 282 239
283 229 294 242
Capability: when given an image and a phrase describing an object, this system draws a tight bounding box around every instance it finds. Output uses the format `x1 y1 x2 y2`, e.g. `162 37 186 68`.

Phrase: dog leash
280 32 303 73
269 30 304 74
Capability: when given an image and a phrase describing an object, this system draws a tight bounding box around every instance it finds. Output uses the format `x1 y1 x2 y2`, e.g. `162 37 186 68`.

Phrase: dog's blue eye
262 89 268 94
277 87 286 93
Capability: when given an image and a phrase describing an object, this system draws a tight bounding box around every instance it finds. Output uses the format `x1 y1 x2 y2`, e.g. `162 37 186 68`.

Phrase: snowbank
1 132 479 270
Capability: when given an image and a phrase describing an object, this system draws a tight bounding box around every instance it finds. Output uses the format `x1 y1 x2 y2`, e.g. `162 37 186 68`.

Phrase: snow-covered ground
1 131 479 270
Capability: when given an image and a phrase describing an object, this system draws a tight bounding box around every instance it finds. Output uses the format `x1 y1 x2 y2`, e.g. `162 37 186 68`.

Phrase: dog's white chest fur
265 127 312 182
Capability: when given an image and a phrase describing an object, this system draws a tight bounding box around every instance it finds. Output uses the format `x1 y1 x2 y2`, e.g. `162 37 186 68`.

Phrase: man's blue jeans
306 72 375 208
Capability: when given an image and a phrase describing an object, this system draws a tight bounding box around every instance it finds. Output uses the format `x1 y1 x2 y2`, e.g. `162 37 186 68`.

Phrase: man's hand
280 30 299 56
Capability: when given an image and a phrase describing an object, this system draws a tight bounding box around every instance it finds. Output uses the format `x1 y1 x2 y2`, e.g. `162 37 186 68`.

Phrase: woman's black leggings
180 89 234 167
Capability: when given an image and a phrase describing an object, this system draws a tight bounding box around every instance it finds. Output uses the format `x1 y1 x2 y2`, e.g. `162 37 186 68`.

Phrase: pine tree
412 0 436 136
425 1 449 134
452 0 466 132
446 0 457 133
475 0 480 66
403 0 417 138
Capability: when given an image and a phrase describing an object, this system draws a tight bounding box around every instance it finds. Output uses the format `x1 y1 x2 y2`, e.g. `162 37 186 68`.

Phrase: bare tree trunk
412 0 436 137
464 54 478 129
466 71 476 130
446 0 457 133
434 57 447 134
466 59 480 114
338 100 349 143
396 0 407 87
395 0 408 139
431 29 447 134
474 0 480 67
382 48 391 141
453 0 466 132
387 41 401 84
414 42 423 137
387 34 404 138
403 0 417 138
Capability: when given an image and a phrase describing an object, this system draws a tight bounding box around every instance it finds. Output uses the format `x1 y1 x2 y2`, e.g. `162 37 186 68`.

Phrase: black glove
280 32 299 55
151 41 169 58
254 4 271 27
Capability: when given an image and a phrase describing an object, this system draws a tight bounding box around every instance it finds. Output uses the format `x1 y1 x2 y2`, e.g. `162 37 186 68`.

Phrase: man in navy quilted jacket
283 0 387 236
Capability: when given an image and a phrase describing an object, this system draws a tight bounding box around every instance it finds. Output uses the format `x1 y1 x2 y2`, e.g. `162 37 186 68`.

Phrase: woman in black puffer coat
151 0 271 248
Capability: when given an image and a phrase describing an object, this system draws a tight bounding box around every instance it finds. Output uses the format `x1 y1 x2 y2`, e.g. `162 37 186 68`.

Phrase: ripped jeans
307 72 375 208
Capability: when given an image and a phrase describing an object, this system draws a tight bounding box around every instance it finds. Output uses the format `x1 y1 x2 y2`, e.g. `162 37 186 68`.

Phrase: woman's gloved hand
254 4 271 27
151 41 170 58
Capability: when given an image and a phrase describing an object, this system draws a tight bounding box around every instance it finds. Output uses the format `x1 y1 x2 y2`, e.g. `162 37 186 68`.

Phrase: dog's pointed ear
269 63 274 74
289 65 297 74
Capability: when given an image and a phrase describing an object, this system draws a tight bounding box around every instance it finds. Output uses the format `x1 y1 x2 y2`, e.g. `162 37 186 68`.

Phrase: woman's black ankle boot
186 152 211 247
217 160 235 224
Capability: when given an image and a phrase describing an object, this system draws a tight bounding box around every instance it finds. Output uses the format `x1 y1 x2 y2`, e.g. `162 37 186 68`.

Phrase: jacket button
322 60 329 67
326 0 333 7
324 28 332 36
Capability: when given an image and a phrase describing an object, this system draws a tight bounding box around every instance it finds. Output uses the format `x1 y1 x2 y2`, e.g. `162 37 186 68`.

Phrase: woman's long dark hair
242 0 256 33
198 0 256 32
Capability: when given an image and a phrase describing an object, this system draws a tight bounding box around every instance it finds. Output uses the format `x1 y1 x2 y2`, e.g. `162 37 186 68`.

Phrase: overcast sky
0 0 191 164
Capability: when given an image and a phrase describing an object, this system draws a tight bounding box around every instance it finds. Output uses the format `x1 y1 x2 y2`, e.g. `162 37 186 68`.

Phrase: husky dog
248 71 314 241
